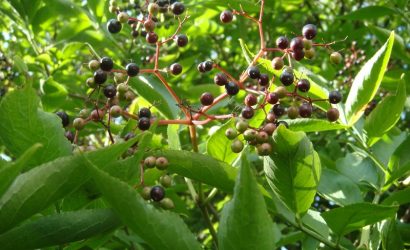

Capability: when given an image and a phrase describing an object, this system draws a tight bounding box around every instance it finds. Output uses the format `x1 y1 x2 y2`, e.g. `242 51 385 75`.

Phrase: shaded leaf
207 119 238 164
285 118 347 133
339 6 395 20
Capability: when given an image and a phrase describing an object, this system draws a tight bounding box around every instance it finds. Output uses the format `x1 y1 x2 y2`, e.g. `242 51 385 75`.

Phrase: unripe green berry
114 73 127 83
287 106 299 119
156 157 169 170
117 82 129 94
330 52 342 64
231 139 244 153
283 66 293 74
110 105 122 118
274 86 287 99
88 60 100 71
225 128 237 140
148 3 159 15
141 186 152 200
124 91 136 101
160 175 172 187
303 38 312 50
109 5 117 13
243 129 257 141
271 57 284 70
73 118 85 130
304 48 315 59
86 77 97 88
144 156 156 168
117 12 129 23
235 120 248 133
79 109 90 119
160 198 175 210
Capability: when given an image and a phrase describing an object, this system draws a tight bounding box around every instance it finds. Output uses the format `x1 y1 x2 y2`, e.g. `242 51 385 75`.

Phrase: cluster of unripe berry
141 156 174 209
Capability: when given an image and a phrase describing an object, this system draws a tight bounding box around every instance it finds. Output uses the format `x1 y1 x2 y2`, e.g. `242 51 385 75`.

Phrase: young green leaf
0 209 121 250
387 136 410 185
264 125 321 216
338 6 395 20
154 150 237 192
344 31 395 126
0 144 41 197
381 188 410 206
0 85 72 167
364 75 406 138
86 161 201 250
321 203 398 236
218 153 275 250
285 118 348 132
0 136 139 234
381 218 404 250
318 168 363 206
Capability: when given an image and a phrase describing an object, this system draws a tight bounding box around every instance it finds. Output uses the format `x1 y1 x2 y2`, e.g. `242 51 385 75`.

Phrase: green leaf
87 161 201 250
0 137 139 234
364 75 406 138
338 6 395 20
321 203 398 236
167 124 182 150
382 187 410 206
0 209 121 250
218 153 275 250
207 119 238 164
0 86 72 167
344 31 395 126
318 168 363 206
285 118 348 133
381 218 404 250
264 125 321 215
154 150 237 192
40 77 69 111
387 136 410 184
0 144 42 197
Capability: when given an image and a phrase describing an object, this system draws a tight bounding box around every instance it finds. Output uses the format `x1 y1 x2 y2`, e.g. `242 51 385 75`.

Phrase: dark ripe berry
175 34 188 47
245 94 257 106
93 70 107 85
131 29 139 37
138 117 151 130
150 186 165 202
100 57 113 71
231 139 244 153
170 63 182 75
144 156 156 168
364 107 372 116
140 30 147 37
203 61 213 71
197 63 206 73
297 79 310 92
287 106 299 119
124 132 135 141
107 19 122 33
144 19 156 32
220 10 233 23
263 123 276 135
292 50 305 61
171 2 185 15
272 104 285 117
279 70 294 86
302 24 317 40
258 74 269 86
126 63 139 77
266 92 279 104
214 73 228 86
91 109 105 122
200 92 214 106
56 111 69 127
257 143 272 156
139 107 151 118
276 36 289 49
65 131 74 143
241 106 254 119
266 112 276 123
329 91 342 104
299 103 313 118
327 108 340 122
156 156 169 170
146 32 158 44
103 84 117 98
276 120 289 128
225 82 239 96
290 37 304 51
272 57 284 70
330 52 343 64
248 66 260 79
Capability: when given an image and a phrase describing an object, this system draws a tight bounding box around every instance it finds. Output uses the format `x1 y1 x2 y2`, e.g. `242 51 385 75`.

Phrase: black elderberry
150 186 165 202
276 36 289 49
279 70 294 86
214 73 228 86
146 32 158 44
225 82 239 96
329 91 342 104
272 104 285 117
56 111 69 127
139 107 151 118
258 73 269 86
290 37 304 51
175 34 188 47
200 92 214 106
100 57 114 71
171 2 185 15
299 103 313 118
297 79 310 92
302 24 317 40
327 108 340 122
248 66 260 79
220 10 233 23
138 117 151 130
103 84 117 98
170 63 182 75
241 106 254 119
107 19 122 34
126 63 140 77
93 70 107 85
